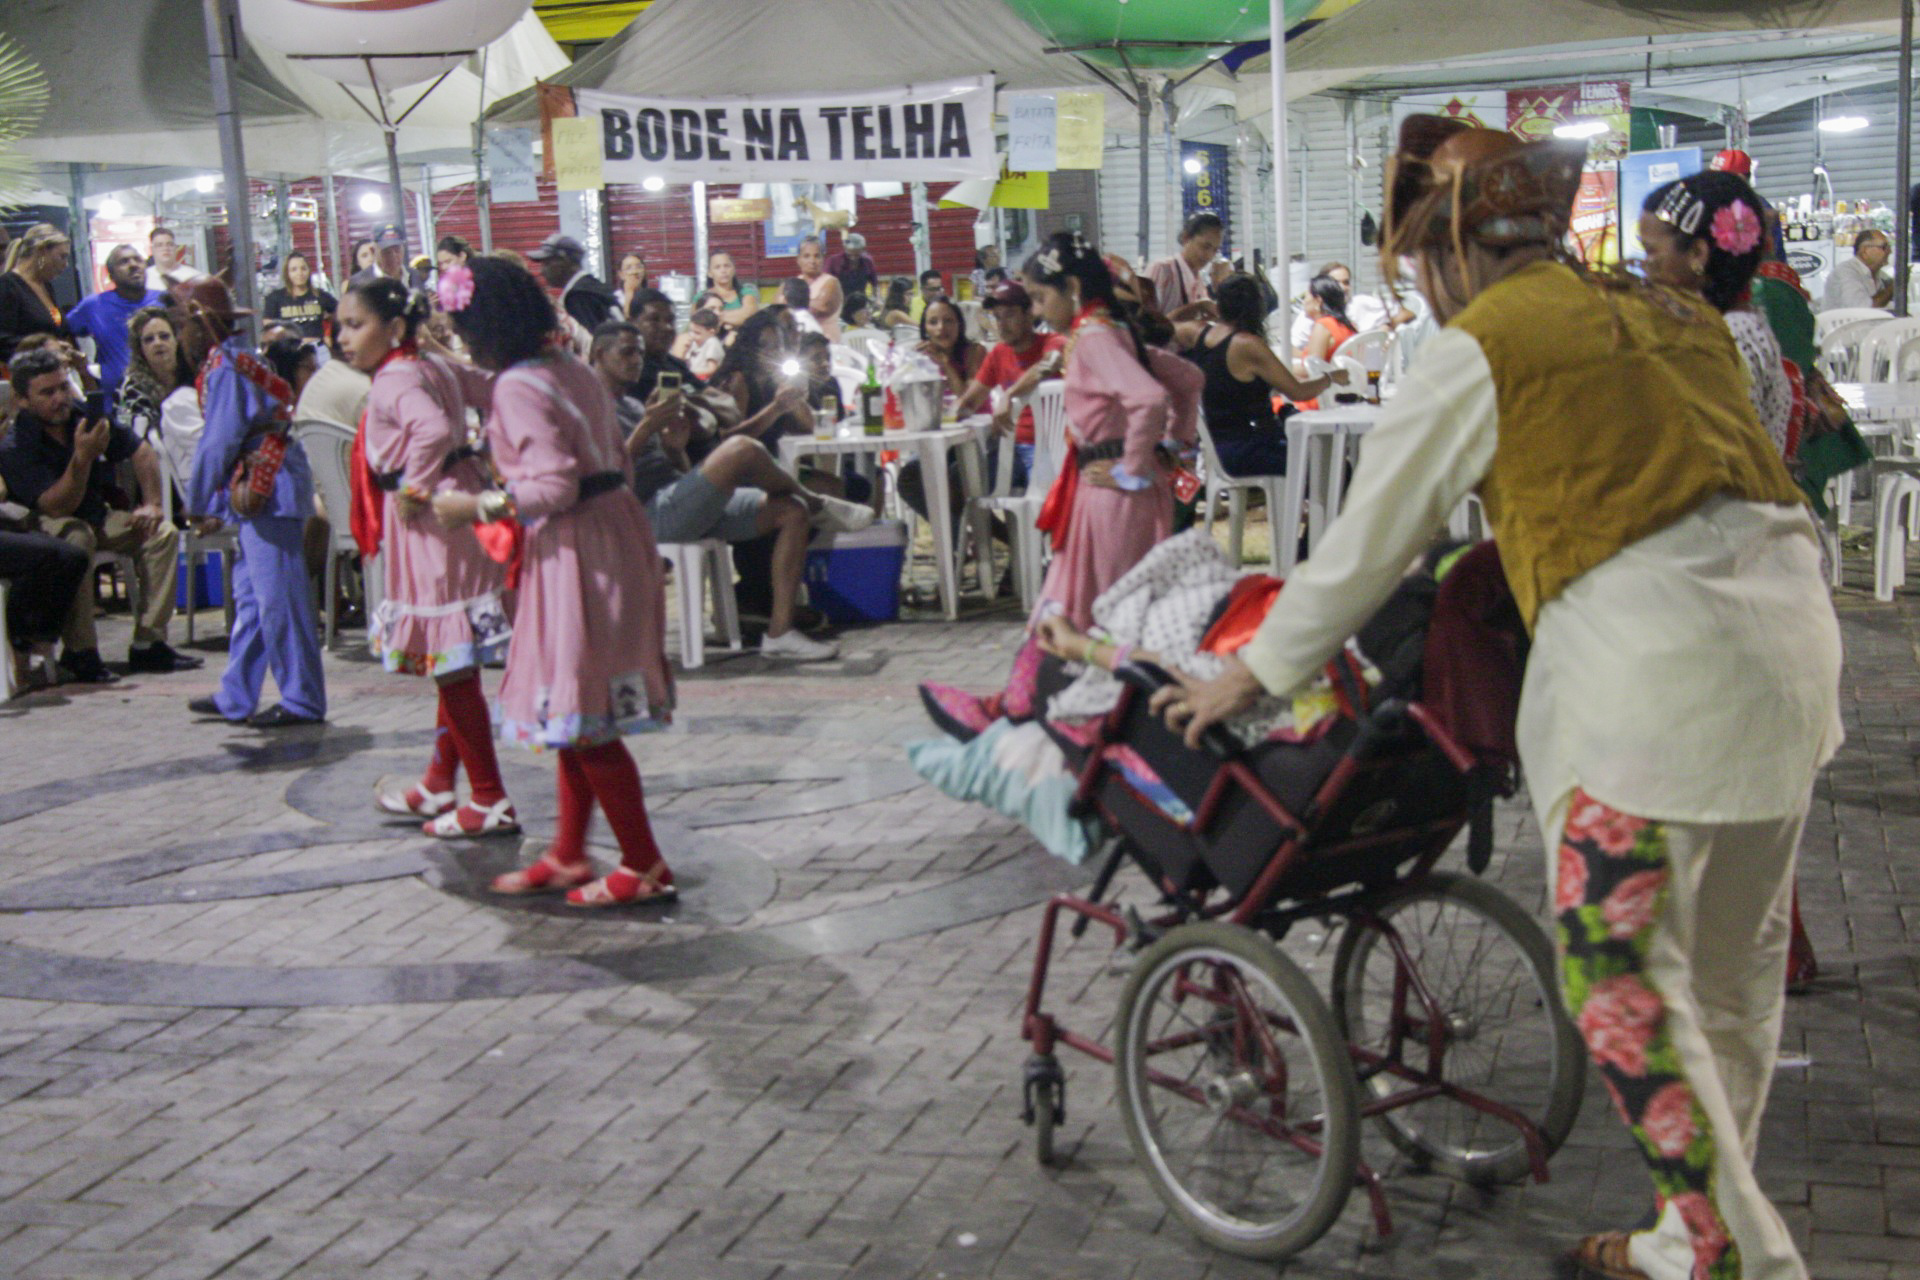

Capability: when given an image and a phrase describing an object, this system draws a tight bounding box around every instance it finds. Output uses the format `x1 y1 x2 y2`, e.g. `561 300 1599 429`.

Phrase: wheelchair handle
1118 659 1242 760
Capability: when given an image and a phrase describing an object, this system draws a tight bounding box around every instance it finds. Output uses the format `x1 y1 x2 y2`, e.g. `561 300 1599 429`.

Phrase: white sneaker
811 496 876 534
760 629 840 662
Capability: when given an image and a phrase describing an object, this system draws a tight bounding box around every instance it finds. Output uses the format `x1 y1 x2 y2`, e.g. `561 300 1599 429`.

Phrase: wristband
1111 643 1135 670
476 489 515 523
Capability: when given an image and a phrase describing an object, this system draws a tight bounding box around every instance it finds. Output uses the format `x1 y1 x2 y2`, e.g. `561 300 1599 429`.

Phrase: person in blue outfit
65 244 163 407
180 277 326 728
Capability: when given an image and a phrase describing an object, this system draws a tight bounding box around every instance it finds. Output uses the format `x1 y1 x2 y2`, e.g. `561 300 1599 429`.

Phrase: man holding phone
0 347 197 683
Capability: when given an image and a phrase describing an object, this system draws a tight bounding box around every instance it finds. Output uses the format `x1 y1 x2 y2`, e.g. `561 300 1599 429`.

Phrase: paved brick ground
0 545 1916 1280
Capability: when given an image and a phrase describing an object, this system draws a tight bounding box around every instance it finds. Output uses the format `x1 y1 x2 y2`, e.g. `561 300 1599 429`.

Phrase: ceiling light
359 191 385 213
97 197 124 220
1553 120 1609 140
642 175 666 192
193 175 218 193
1819 115 1869 133
1183 156 1204 175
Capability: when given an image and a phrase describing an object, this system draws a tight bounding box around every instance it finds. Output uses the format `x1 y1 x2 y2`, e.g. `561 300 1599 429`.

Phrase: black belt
578 471 625 500
374 445 485 492
1076 439 1126 467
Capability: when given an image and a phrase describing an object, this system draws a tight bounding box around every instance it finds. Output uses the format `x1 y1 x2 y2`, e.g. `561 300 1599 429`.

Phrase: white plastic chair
658 539 742 669
1332 327 1393 373
1814 307 1892 346
291 418 379 649
154 437 236 645
1859 317 1920 383
0 580 13 701
1818 316 1891 382
892 324 921 348
1873 467 1920 600
972 383 1066 609
840 329 891 362
1196 416 1285 570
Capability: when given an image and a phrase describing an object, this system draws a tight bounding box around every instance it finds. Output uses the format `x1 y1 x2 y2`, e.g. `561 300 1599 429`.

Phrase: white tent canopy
487 0 1211 128
8 0 565 176
1230 0 1903 123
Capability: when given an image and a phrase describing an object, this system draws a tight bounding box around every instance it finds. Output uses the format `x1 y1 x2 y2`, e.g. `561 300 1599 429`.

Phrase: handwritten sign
551 116 604 191
487 128 538 203
991 164 1049 210
1006 94 1057 172
1056 91 1105 170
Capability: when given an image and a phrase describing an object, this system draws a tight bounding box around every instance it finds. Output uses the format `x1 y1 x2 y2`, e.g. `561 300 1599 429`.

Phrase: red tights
422 675 507 807
547 741 670 883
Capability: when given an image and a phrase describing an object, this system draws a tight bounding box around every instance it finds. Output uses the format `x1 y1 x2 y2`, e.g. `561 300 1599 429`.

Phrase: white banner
573 77 998 185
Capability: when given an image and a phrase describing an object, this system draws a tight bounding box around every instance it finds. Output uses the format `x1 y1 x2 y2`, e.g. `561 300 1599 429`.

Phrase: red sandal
566 867 677 908
489 852 594 896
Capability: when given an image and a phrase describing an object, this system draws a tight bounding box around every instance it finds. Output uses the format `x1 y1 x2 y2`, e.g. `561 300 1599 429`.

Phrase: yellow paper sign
551 116 604 191
1055 91 1105 170
990 166 1049 210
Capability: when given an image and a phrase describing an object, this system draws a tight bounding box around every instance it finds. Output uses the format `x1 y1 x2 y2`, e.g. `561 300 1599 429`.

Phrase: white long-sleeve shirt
1237 326 1843 828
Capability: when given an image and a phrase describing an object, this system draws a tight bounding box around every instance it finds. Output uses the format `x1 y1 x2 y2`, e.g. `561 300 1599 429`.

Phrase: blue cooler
175 551 226 610
804 520 907 624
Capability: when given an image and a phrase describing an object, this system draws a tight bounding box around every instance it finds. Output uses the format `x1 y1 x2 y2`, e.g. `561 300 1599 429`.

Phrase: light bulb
642 175 666 192
1183 156 1204 175
97 198 124 220
1553 120 1609 139
359 191 385 213
1819 115 1869 133
193 175 218 194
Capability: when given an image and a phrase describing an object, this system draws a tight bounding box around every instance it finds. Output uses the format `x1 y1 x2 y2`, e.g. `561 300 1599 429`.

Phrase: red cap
986 280 1032 309
1709 149 1753 178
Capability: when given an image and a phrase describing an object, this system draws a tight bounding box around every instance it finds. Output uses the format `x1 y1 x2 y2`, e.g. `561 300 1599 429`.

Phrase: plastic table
1279 401 1385 573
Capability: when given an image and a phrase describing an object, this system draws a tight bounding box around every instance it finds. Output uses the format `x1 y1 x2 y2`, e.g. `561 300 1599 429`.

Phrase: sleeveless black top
1186 324 1275 442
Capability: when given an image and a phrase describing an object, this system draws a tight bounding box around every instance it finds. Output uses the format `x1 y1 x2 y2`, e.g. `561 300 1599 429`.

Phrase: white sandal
422 797 520 838
375 779 456 818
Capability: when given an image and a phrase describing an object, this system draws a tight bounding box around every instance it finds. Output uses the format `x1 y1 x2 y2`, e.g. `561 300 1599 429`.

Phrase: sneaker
811 496 876 534
57 648 119 685
760 629 839 662
128 641 205 673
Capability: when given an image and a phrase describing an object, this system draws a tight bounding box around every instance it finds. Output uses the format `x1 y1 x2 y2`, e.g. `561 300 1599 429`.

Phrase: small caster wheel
1021 1053 1067 1167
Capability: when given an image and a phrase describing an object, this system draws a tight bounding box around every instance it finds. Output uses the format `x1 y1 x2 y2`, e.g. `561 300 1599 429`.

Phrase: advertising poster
1180 141 1232 251
1508 81 1629 262
1617 147 1703 259
1389 91 1504 138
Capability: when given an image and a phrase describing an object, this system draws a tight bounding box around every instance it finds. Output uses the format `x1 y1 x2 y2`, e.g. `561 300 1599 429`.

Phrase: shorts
646 473 767 545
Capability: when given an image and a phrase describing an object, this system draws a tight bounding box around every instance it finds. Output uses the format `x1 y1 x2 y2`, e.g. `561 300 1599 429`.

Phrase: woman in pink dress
339 278 518 836
919 233 1199 737
432 256 678 907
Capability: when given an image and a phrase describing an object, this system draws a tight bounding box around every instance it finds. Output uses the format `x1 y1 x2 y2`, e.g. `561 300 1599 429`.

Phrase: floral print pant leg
1553 789 1808 1280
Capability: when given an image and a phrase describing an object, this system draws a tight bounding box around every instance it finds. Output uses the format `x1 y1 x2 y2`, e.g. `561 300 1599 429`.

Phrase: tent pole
911 182 931 276
1895 0 1913 319
1137 81 1152 266
693 180 709 287
417 165 435 258
1162 80 1180 269
1269 0 1289 293
202 0 258 326
475 47 493 253
321 172 342 289
273 178 292 276
361 58 409 246
65 165 92 294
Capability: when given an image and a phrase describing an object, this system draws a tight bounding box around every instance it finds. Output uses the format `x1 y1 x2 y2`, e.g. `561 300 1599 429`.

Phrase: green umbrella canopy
1004 0 1322 71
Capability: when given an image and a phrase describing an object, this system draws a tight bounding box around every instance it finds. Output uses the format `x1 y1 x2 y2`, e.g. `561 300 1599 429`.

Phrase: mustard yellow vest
1450 261 1805 629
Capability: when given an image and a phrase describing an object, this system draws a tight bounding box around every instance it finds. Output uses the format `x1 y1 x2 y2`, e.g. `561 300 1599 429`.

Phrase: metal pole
416 165 435 256
385 131 408 245
1268 0 1289 290
910 181 931 275
201 0 257 327
1895 0 1914 318
321 171 343 289
1137 82 1152 266
1344 100 1360 280
272 177 292 273
65 164 93 294
1162 80 1179 269
474 47 493 252
692 180 709 285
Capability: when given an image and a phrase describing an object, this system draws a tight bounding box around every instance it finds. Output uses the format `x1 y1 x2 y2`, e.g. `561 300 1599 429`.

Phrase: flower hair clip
1710 201 1761 256
1033 247 1062 277
437 262 475 313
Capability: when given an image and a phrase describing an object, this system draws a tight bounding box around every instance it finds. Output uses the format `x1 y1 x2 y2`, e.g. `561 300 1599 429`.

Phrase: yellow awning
534 0 652 44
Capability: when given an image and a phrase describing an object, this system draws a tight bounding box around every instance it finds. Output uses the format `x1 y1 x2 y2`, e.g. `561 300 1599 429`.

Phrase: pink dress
487 353 674 749
364 352 511 676
1034 323 1202 630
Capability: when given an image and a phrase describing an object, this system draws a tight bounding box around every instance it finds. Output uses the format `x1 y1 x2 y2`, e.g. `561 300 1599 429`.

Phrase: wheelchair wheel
1330 870 1584 1186
1114 922 1359 1261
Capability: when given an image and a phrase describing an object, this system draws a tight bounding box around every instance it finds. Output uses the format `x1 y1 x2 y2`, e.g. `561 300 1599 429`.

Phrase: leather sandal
423 798 520 838
566 867 677 908
489 852 594 896
375 780 456 819
1569 1232 1649 1280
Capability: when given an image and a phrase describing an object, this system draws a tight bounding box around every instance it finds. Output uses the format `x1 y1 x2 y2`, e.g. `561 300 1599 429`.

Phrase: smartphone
657 369 683 399
82 390 108 423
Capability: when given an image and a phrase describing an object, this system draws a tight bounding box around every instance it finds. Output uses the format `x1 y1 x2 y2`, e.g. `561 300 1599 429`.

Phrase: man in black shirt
0 348 200 681
530 233 620 333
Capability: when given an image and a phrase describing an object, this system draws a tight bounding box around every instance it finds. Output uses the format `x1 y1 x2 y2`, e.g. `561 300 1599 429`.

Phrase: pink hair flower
1710 202 1761 256
437 262 475 313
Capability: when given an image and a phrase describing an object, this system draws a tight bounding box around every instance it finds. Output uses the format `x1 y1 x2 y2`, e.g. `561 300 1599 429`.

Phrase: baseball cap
527 232 586 261
845 232 867 251
986 280 1032 310
371 223 405 249
1709 149 1753 178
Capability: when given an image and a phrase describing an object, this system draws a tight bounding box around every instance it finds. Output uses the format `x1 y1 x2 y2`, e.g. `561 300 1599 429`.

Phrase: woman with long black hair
1299 273 1357 366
